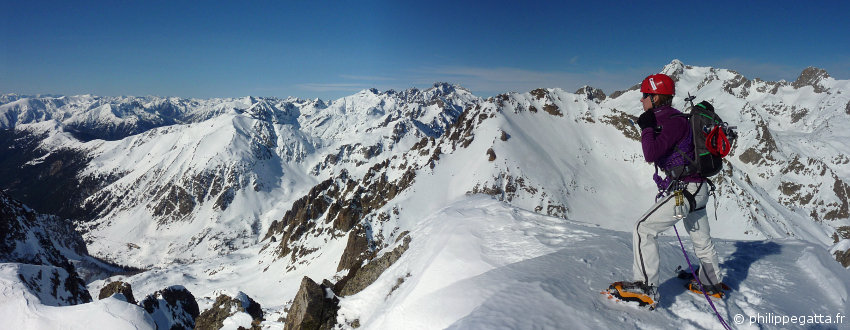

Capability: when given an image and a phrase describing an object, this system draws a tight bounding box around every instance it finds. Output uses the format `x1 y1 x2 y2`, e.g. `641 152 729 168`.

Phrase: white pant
632 182 722 288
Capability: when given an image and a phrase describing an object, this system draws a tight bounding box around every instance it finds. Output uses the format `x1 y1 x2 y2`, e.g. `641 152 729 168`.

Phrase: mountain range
2 60 849 329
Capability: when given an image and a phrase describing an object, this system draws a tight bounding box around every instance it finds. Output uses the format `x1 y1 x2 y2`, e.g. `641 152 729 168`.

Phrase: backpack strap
675 146 697 170
671 112 698 176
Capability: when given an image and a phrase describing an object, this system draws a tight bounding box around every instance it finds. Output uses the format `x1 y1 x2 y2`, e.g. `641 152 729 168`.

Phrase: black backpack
672 96 737 179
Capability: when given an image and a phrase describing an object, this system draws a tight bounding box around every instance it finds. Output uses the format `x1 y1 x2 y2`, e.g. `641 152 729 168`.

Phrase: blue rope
674 224 732 330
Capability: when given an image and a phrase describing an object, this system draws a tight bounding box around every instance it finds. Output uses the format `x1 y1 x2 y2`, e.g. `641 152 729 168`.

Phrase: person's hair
654 94 673 107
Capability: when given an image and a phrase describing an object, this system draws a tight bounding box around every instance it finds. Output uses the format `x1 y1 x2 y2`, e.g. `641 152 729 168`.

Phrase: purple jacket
640 105 703 189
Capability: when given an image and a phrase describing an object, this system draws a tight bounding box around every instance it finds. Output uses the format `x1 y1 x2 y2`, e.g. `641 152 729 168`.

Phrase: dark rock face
264 163 416 266
82 164 250 227
826 178 850 221
195 292 264 330
722 73 751 98
0 190 93 306
284 277 339 330
337 226 373 273
140 286 200 330
14 264 93 306
834 248 850 268
98 281 137 304
737 118 779 168
600 109 640 141
150 185 197 224
338 235 411 297
834 226 850 243
542 104 563 117
792 67 830 93
575 86 606 101
487 148 497 161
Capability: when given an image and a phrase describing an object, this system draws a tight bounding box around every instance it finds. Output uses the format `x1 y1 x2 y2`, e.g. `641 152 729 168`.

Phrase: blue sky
2 1 849 100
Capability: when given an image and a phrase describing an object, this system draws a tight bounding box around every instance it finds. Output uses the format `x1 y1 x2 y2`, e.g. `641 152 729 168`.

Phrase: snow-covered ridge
4 63 850 269
3 61 850 329
0 83 476 142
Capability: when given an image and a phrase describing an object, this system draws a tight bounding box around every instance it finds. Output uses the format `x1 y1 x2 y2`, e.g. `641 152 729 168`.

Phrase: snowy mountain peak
793 66 832 92
661 59 686 78
575 85 607 101
428 82 467 94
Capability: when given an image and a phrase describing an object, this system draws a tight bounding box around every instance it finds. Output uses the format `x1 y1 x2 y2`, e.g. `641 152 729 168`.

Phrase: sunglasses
642 93 653 99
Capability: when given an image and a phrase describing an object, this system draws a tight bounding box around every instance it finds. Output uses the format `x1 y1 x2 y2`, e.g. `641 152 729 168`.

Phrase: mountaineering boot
685 279 730 299
677 266 729 298
606 281 658 310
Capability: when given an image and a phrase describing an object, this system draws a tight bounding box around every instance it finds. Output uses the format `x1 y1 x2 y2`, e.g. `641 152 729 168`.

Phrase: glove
637 110 657 130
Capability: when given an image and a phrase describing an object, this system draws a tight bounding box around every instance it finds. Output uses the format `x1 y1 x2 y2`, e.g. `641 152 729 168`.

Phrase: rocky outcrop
487 148 497 161
792 67 830 93
661 59 686 80
140 285 200 330
468 173 567 218
832 239 850 268
284 277 339 330
833 226 850 243
600 109 640 141
575 86 606 101
542 104 563 117
826 177 850 221
14 263 93 306
722 73 751 98
98 280 137 304
338 234 411 297
195 292 264 330
337 226 373 273
835 249 850 268
264 163 416 266
737 118 779 168
0 190 93 306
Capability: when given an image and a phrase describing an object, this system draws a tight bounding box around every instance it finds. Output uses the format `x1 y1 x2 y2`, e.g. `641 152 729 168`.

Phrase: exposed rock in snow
98 280 137 304
284 276 339 330
195 291 264 330
140 285 200 330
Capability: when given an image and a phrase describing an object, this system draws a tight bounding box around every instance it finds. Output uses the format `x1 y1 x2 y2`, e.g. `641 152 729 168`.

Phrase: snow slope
0 263 155 330
339 196 850 330
97 195 850 329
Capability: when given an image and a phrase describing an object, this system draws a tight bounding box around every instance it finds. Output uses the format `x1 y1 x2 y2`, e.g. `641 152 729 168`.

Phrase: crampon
601 281 657 310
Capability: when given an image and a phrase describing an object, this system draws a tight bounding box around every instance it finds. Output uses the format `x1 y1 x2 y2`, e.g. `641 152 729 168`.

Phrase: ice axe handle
685 93 696 108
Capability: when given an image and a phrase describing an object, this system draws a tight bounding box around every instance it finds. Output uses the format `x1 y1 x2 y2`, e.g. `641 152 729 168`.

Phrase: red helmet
640 74 675 95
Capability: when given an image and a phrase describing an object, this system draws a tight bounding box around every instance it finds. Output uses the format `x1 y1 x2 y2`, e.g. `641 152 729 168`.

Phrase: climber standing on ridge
606 73 724 309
